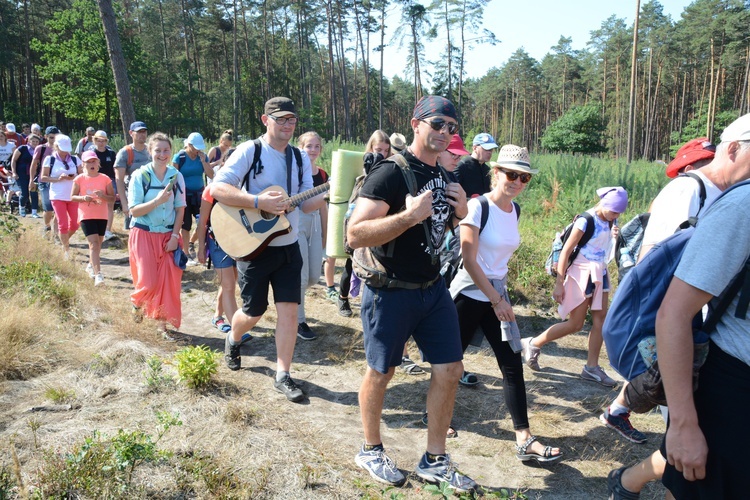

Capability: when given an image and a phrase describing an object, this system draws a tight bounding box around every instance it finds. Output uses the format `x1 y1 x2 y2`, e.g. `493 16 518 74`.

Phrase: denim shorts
207 236 235 269
585 272 610 296
360 278 463 374
38 182 53 212
237 243 302 317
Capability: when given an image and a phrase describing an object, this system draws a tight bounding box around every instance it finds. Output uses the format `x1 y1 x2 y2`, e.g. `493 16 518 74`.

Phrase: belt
133 222 174 232
383 275 441 290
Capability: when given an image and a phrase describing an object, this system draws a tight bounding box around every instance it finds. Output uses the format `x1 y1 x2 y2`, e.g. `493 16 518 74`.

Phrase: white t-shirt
214 138 313 247
458 196 520 302
642 170 722 247
574 209 612 262
0 143 15 164
44 153 80 201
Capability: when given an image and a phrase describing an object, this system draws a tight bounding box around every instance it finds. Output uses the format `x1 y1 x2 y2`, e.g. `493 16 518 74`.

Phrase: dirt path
2 219 667 499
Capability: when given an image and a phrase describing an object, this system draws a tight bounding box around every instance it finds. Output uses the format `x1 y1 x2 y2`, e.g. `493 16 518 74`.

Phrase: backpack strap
243 138 264 192
391 153 439 264
478 195 490 233
125 144 135 169
175 151 188 170
578 212 596 247
513 201 521 221
680 172 707 227
292 145 303 190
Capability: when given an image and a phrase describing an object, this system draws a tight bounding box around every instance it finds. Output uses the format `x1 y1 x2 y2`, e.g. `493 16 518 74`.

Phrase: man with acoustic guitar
211 97 326 403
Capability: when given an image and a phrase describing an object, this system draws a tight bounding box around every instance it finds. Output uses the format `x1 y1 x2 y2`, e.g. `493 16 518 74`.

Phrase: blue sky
380 0 692 82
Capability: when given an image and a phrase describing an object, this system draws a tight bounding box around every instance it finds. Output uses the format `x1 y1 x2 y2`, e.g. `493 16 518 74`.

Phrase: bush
541 105 607 154
173 345 220 389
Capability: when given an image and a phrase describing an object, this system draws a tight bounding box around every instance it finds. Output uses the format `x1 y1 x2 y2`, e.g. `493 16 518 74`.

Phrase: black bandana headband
413 95 458 121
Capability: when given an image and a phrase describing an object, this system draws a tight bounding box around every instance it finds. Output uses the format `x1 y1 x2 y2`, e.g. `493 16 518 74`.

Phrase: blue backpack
603 180 750 380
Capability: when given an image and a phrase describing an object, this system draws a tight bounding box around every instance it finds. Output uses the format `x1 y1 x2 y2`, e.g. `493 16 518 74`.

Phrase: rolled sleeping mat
326 200 350 259
330 149 364 203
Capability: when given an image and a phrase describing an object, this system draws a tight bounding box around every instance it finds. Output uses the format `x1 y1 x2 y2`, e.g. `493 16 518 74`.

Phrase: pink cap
81 151 98 162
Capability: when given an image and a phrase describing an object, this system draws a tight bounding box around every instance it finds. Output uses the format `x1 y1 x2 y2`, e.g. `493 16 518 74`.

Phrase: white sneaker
94 273 104 286
85 262 95 277
104 231 115 241
186 259 199 267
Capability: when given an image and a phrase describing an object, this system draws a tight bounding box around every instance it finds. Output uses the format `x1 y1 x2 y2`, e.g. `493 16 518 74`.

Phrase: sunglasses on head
702 141 716 152
499 168 532 184
421 118 459 135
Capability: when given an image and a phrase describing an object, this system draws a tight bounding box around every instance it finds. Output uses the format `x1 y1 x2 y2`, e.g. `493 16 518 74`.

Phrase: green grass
509 153 670 303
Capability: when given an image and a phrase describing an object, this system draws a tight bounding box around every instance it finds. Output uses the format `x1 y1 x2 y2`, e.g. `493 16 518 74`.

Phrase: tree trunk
626 0 640 163
96 0 136 142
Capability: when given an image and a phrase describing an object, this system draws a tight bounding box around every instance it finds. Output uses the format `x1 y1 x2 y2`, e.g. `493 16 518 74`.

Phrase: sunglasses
421 118 459 135
701 141 716 152
499 168 532 184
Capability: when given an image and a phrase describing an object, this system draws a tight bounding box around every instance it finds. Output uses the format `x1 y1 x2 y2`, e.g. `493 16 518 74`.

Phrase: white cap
720 113 750 143
55 134 73 153
5 123 15 133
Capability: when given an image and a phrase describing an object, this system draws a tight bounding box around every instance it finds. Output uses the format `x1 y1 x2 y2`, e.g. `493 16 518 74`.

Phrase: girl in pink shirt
71 151 115 286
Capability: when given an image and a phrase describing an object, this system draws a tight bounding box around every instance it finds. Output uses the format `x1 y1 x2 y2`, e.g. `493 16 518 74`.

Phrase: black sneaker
338 297 353 317
224 333 241 371
297 322 318 341
274 375 305 402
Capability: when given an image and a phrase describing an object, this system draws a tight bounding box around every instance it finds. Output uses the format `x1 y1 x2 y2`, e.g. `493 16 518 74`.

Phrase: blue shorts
585 272 610 296
237 243 302 317
38 182 53 212
360 278 463 374
207 236 235 269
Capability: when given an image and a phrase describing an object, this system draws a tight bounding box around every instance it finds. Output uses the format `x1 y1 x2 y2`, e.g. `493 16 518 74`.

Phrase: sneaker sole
581 372 617 387
275 386 305 403
415 470 474 494
297 333 318 341
355 457 406 487
599 414 647 444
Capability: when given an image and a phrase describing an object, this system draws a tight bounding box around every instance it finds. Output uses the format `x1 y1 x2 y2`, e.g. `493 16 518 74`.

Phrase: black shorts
80 219 107 237
237 243 302 317
181 189 203 231
662 341 750 498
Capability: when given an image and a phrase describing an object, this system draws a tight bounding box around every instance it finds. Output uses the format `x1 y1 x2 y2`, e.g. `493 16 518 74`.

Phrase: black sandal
607 467 640 499
515 435 562 464
421 412 458 438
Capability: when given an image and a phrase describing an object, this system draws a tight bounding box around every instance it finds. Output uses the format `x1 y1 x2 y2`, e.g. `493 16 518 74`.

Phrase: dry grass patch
0 301 60 381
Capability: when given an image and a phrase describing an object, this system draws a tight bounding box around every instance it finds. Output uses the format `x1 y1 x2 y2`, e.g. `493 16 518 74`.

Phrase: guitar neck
288 182 330 208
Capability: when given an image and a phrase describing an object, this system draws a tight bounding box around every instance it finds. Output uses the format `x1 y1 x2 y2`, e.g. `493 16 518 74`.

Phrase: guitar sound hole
259 210 275 220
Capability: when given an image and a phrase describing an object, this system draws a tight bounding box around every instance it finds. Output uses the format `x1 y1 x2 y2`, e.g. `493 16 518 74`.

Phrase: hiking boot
94 273 104 287
338 297 353 317
607 466 641 499
581 365 617 387
224 333 241 371
325 286 338 302
600 409 647 444
415 453 477 494
459 371 479 386
274 375 305 402
297 322 318 341
521 337 541 371
354 445 406 486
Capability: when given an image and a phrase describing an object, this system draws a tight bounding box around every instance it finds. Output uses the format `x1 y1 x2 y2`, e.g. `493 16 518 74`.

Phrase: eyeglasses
499 168 532 184
421 118 459 135
269 115 298 126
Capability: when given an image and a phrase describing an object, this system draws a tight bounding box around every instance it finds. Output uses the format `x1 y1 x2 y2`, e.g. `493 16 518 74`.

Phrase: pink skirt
558 255 607 319
129 228 182 328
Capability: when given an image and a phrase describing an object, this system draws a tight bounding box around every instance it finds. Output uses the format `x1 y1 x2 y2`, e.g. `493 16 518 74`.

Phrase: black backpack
545 212 596 277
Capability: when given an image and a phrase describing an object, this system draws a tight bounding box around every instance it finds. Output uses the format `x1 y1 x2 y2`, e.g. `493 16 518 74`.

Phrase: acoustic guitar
211 182 330 261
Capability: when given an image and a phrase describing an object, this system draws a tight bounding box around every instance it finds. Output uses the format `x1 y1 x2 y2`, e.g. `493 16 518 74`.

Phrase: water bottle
620 247 635 268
